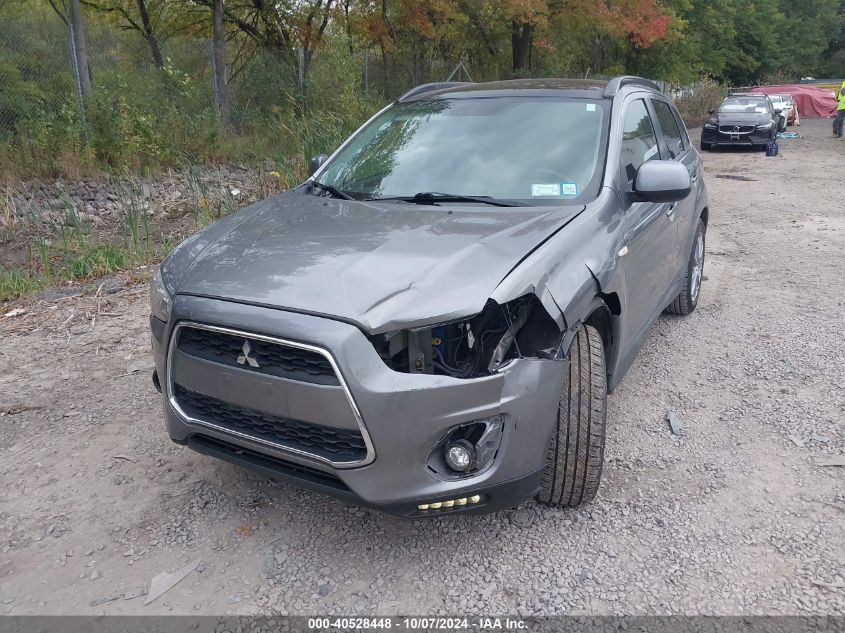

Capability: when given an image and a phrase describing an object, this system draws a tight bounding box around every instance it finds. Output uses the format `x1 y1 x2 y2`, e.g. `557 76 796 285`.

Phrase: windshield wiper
368 192 520 207
311 181 355 201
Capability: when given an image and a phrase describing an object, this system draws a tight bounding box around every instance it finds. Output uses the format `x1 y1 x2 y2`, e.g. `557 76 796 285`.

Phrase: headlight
150 266 173 323
756 121 773 129
367 295 563 379
704 117 718 128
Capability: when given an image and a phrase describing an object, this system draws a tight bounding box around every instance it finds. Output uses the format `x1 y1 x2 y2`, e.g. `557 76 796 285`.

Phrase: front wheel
666 219 706 315
536 324 607 508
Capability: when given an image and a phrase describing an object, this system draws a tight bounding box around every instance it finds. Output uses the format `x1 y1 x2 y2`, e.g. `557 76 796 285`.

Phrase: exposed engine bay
368 295 564 378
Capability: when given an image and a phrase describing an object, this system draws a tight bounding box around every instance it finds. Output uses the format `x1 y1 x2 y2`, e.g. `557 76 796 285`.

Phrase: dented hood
176 191 584 333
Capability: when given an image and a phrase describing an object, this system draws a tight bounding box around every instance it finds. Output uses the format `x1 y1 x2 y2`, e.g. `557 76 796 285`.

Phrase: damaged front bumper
151 295 567 517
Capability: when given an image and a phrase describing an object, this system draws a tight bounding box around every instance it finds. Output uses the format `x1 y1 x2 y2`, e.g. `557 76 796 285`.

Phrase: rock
510 508 536 528
666 411 684 435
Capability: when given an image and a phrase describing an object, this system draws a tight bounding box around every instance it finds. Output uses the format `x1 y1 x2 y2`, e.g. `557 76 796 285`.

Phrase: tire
700 141 711 151
536 324 607 508
666 219 706 315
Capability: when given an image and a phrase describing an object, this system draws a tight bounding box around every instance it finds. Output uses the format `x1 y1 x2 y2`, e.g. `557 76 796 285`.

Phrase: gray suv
150 76 709 517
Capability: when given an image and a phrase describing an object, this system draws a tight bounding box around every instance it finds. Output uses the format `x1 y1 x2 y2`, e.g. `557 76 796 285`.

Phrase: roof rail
602 76 662 98
397 82 472 102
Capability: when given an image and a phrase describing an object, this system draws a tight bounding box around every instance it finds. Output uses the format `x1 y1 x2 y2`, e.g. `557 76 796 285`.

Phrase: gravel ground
0 119 843 616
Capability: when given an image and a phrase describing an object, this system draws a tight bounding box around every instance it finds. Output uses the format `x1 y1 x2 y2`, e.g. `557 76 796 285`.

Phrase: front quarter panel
491 187 627 349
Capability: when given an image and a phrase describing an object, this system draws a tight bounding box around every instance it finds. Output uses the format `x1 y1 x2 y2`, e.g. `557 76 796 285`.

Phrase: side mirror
707 109 714 114
309 154 328 176
633 160 691 204
774 107 783 114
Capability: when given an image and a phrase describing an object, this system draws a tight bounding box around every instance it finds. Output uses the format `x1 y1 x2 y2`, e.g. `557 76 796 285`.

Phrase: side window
673 107 690 150
621 99 659 184
652 100 685 158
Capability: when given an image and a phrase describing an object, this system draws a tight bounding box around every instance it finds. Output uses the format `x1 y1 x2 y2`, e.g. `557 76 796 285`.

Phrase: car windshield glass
315 97 609 205
719 98 769 113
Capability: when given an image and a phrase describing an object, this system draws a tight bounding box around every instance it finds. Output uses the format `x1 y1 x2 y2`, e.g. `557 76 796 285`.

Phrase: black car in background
700 93 784 151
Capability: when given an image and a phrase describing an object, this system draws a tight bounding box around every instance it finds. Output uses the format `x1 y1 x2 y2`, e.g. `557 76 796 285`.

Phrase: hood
176 191 583 333
715 111 772 125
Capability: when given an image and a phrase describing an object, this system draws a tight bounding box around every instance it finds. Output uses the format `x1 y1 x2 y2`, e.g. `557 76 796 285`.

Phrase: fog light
416 494 483 512
444 440 474 472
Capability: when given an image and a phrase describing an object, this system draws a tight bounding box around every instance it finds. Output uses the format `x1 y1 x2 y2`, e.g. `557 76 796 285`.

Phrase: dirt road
1 120 843 616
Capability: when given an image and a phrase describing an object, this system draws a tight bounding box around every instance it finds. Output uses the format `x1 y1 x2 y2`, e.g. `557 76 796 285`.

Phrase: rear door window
652 100 685 158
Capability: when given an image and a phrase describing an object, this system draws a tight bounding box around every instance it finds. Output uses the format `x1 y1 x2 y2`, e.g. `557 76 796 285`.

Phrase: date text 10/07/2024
307 617 528 630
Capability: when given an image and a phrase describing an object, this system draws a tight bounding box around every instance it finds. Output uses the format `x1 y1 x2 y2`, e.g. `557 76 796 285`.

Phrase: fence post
67 20 88 144
296 48 304 97
363 49 369 97
211 41 220 126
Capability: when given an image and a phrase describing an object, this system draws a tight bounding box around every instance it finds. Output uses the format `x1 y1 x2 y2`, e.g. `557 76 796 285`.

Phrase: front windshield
316 97 609 204
719 97 770 114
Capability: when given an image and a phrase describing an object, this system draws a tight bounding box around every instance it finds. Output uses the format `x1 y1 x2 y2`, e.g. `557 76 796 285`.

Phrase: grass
0 164 287 304
0 183 170 303
0 266 44 299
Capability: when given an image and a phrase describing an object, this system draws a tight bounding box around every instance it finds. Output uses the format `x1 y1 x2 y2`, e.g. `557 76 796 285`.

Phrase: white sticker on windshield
560 182 578 197
532 183 561 197
586 103 596 112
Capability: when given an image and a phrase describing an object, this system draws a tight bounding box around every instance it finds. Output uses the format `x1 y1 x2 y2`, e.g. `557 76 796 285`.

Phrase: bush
674 79 726 129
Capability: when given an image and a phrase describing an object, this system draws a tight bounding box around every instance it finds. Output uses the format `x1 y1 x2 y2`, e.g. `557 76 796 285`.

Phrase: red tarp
750 84 837 118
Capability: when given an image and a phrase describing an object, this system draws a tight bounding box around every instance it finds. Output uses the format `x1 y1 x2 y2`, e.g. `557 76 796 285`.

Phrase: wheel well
583 303 613 363
700 206 709 227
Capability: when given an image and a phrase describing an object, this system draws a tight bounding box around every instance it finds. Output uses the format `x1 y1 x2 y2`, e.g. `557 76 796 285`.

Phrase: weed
64 244 128 279
0 266 42 299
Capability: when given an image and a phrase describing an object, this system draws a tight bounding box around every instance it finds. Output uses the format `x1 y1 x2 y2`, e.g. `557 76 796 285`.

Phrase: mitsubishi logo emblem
236 340 259 367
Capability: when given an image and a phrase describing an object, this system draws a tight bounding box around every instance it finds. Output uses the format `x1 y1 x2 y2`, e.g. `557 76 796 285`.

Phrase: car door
618 97 676 340
650 98 698 283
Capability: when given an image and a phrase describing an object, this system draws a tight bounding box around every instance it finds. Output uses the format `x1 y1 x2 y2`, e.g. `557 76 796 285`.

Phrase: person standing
834 81 845 137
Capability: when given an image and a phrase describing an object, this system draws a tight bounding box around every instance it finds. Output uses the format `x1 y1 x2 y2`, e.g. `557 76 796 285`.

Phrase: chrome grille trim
718 125 754 134
166 321 376 468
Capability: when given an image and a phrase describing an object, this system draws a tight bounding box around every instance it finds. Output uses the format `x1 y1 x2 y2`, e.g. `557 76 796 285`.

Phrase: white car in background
769 93 799 126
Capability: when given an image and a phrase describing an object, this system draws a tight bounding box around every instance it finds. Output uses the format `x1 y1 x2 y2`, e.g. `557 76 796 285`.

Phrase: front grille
718 125 754 134
174 384 367 463
177 327 338 386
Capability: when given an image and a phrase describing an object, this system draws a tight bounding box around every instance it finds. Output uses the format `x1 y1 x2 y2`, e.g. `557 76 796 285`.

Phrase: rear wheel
666 219 706 315
536 324 607 508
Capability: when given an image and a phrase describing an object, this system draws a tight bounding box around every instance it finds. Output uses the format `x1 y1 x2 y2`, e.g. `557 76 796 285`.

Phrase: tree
48 0 93 93
192 0 337 82
774 0 843 77
81 0 199 68
212 0 229 127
